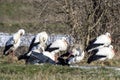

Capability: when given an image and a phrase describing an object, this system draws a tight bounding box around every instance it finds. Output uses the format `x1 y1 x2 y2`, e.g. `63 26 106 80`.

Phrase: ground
0 61 120 80
0 48 120 80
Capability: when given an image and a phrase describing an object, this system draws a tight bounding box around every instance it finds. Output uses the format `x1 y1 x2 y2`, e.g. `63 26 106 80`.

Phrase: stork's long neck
13 33 21 44
63 40 68 48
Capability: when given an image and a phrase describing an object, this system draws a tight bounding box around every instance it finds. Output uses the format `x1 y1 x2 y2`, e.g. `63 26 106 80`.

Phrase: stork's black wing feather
3 44 13 55
59 51 70 57
45 43 59 52
86 43 104 51
89 38 97 45
27 51 56 64
28 37 40 52
45 47 59 52
3 37 14 55
18 52 30 60
87 54 106 64
86 38 96 51
45 43 52 50
28 37 35 52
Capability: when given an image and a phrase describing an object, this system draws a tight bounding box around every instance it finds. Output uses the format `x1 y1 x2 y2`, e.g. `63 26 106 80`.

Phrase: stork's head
72 48 76 53
39 31 48 43
61 37 66 40
41 31 47 35
109 45 116 54
42 31 48 43
71 48 79 56
109 45 113 49
62 37 68 44
18 29 25 36
105 32 112 41
105 32 111 37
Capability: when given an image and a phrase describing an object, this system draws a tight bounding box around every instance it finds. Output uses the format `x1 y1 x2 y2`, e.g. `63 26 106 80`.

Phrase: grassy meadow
0 0 68 34
0 53 120 80
0 62 120 80
0 0 120 80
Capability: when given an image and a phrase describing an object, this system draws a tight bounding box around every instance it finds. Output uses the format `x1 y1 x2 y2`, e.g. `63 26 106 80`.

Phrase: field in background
0 0 68 34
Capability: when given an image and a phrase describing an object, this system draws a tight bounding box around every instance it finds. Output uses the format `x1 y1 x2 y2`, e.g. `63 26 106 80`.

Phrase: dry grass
0 62 120 80
0 51 120 80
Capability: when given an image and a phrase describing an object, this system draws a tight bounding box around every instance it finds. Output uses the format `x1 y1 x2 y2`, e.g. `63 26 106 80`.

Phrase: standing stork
18 31 48 60
87 45 115 64
86 32 112 52
3 29 25 56
28 31 48 53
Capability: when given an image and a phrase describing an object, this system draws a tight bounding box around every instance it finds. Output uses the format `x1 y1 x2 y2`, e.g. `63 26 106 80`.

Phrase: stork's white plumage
3 29 25 55
28 31 48 53
43 51 56 61
68 48 85 64
95 45 114 60
94 32 111 44
34 31 48 44
87 45 115 64
86 32 112 52
46 37 68 53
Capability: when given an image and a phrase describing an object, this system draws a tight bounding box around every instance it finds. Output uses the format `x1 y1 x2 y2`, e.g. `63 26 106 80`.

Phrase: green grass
0 22 67 34
0 54 120 80
0 1 32 20
0 63 120 80
0 1 69 34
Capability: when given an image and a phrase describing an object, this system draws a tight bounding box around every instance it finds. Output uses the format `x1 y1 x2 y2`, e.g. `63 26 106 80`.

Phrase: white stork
3 29 25 56
86 32 112 52
87 45 115 64
45 37 68 53
26 51 56 65
57 46 85 65
68 48 85 64
18 31 48 60
28 31 48 53
21 49 58 64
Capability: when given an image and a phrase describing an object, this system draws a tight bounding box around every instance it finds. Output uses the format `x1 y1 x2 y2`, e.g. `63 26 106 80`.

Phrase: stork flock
3 29 115 66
